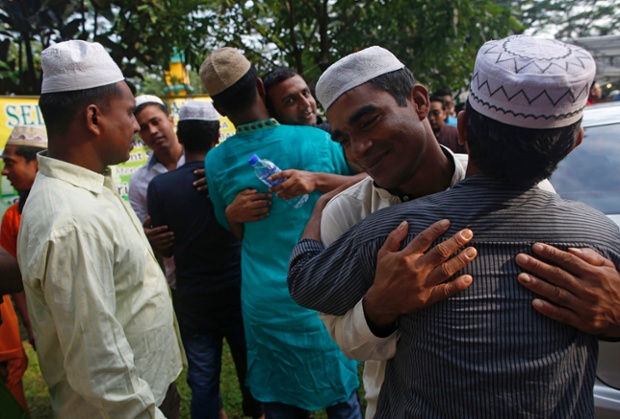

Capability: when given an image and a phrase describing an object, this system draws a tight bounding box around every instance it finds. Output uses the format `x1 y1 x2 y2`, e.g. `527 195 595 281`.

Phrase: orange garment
0 202 29 412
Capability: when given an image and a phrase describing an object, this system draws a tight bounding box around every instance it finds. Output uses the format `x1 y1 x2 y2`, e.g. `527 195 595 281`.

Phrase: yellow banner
0 95 235 214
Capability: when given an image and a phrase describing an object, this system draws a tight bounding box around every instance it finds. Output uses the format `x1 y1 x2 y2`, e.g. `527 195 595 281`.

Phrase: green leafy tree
515 0 620 39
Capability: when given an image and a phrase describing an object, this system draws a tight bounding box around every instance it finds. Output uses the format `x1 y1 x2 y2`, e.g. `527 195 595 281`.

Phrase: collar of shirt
235 118 280 134
37 151 109 195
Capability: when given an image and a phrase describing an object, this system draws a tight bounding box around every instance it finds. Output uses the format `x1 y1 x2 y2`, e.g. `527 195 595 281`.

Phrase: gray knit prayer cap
316 46 405 111
469 35 596 129
41 40 124 94
179 101 220 121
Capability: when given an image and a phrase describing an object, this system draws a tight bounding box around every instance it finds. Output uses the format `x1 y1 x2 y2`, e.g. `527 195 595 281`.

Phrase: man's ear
84 104 103 135
257 77 266 99
570 126 584 152
213 102 226 117
457 110 468 146
411 84 430 120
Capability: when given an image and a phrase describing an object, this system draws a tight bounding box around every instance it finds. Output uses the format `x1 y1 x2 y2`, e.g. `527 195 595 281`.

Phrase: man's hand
269 169 316 200
192 168 208 192
516 243 620 339
142 216 174 258
225 189 272 224
363 219 477 335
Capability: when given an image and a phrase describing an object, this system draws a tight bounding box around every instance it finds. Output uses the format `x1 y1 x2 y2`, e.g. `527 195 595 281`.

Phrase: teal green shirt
205 121 358 409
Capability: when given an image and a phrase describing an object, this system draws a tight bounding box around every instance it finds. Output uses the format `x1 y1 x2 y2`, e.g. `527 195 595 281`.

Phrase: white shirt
320 150 469 419
128 153 185 289
18 153 184 419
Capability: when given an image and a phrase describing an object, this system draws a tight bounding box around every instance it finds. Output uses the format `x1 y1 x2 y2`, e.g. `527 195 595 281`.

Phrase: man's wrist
362 296 399 338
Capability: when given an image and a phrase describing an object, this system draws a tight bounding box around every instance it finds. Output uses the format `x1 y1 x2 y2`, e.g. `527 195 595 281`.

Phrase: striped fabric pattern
289 174 620 418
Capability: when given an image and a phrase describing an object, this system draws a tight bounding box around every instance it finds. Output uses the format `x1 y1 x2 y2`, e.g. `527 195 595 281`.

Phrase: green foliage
515 0 620 39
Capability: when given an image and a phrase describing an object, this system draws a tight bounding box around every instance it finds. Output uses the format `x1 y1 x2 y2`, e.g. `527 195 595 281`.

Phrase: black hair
430 95 447 110
211 65 258 115
262 67 299 115
465 100 581 186
176 120 220 154
367 67 415 107
15 145 44 163
135 102 169 117
39 82 122 137
433 87 453 98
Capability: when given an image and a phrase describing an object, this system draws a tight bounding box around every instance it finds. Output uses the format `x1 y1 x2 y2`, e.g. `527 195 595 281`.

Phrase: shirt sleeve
319 301 398 361
146 180 164 228
42 227 165 418
288 233 377 316
129 170 148 224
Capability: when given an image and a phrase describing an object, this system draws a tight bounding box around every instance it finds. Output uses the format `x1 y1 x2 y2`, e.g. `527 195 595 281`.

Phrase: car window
550 124 620 215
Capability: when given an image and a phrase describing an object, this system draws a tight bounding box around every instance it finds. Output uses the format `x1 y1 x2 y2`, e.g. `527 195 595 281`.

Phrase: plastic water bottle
248 154 308 208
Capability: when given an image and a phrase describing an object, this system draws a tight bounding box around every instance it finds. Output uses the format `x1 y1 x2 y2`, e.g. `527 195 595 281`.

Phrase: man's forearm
313 172 367 193
0 247 22 294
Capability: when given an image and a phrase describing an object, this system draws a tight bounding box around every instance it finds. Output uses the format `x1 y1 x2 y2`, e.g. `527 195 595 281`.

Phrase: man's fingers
517 272 574 307
515 252 577 292
143 215 151 228
530 243 599 276
146 225 170 236
568 247 616 268
428 247 477 285
530 298 579 327
402 219 451 255
428 274 474 306
420 228 473 267
379 221 409 254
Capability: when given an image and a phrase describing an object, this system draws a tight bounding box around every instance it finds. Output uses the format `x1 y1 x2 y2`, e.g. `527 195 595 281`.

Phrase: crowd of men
0 33 619 419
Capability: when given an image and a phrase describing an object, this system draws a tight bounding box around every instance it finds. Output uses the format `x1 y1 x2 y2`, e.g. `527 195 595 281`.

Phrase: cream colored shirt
18 153 183 419
319 150 469 419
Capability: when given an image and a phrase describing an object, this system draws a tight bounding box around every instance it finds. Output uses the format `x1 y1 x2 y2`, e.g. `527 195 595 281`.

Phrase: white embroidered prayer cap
316 46 405 111
178 101 220 121
135 94 166 108
41 40 124 94
469 35 596 129
5 126 48 149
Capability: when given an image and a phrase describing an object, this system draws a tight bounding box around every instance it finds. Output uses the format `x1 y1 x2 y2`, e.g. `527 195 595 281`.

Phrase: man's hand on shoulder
192 168 208 192
363 219 477 336
225 189 272 224
516 243 620 340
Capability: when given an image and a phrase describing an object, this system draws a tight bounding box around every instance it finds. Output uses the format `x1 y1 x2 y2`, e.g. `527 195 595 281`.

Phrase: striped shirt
289 174 620 418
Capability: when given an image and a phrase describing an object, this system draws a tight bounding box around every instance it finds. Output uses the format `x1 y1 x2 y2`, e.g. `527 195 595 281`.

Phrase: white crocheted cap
41 40 124 93
135 94 165 108
316 46 405 111
5 126 48 148
469 35 596 129
179 101 219 121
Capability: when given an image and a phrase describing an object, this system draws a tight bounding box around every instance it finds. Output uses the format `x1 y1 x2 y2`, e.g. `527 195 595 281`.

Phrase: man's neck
229 107 271 127
155 143 183 170
184 151 207 163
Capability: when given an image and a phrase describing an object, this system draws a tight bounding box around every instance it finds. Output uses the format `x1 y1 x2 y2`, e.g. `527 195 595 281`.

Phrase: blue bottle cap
248 154 259 165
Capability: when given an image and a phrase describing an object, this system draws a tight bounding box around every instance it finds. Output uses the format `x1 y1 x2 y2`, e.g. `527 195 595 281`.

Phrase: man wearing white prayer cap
288 37 620 418
146 100 263 419
16 40 184 418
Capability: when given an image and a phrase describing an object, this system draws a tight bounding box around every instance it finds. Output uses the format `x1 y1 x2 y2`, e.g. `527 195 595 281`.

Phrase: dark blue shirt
148 160 242 334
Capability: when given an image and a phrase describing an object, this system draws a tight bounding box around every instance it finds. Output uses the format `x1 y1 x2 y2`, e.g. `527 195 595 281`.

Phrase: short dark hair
135 102 168 117
211 65 258 115
176 120 220 154
262 67 299 114
430 95 447 110
39 82 122 137
15 145 45 163
433 88 453 98
465 100 581 186
367 67 415 107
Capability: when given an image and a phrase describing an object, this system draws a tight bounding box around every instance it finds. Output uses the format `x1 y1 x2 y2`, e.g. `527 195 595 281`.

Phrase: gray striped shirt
289 175 620 418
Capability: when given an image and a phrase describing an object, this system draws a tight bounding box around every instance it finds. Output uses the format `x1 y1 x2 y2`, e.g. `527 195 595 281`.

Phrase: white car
548 101 620 418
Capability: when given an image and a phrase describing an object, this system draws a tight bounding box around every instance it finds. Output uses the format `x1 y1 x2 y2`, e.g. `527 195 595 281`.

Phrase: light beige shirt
18 153 183 419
